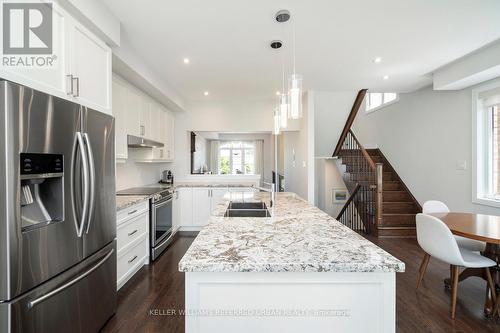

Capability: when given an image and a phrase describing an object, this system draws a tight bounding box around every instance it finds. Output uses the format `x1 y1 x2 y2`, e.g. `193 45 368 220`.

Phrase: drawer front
117 212 148 252
117 236 147 282
117 200 149 224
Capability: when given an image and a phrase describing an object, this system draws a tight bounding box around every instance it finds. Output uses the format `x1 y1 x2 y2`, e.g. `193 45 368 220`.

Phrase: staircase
334 90 420 237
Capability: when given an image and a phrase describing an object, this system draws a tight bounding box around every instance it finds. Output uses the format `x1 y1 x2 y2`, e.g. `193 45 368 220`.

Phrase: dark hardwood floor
101 234 500 333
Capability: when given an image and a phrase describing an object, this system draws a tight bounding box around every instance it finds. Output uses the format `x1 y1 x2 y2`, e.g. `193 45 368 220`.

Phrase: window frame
365 92 400 114
472 79 500 208
218 141 255 175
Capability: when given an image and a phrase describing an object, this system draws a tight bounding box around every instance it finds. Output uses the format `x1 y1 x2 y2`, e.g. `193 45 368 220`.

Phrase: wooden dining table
429 212 500 316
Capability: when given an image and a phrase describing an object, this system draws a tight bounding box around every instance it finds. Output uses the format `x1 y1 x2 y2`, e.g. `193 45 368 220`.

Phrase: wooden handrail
348 130 376 170
332 89 368 157
336 183 361 220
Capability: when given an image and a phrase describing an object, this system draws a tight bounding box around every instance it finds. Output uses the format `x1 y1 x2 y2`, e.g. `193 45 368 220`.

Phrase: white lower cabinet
176 187 256 229
192 188 213 227
116 200 149 290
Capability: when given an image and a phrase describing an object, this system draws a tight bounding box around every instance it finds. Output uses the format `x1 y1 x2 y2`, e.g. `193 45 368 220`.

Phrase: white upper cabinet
0 3 69 96
126 87 142 137
112 75 176 162
150 102 162 142
0 4 112 114
112 76 128 159
139 95 152 138
164 109 175 161
68 19 111 113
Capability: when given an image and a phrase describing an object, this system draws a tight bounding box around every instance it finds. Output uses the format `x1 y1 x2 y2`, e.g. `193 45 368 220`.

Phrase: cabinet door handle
72 77 80 97
128 229 138 236
66 74 74 95
160 149 163 158
128 209 138 215
140 125 145 136
128 255 138 264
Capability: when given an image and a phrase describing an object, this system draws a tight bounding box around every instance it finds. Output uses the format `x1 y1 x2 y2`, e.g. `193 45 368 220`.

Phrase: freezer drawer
0 241 116 333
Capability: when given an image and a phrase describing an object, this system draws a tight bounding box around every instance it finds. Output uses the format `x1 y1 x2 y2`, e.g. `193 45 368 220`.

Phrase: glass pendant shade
288 74 303 119
279 93 288 129
273 108 281 135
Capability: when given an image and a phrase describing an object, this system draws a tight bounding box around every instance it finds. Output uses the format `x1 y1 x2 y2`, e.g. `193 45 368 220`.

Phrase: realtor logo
3 2 53 54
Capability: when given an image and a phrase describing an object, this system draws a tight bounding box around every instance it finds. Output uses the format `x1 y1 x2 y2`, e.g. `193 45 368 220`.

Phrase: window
218 141 255 175
473 82 500 207
366 92 399 113
493 106 500 197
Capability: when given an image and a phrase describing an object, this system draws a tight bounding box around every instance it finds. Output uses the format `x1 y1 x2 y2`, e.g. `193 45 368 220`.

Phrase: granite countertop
178 192 405 273
116 195 149 211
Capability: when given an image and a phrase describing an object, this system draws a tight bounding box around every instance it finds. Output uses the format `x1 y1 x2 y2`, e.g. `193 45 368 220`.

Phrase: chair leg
493 295 500 317
416 253 431 289
451 265 459 319
485 267 500 317
485 267 497 302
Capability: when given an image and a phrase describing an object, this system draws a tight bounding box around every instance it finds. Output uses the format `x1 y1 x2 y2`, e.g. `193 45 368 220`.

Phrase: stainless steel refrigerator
0 81 117 332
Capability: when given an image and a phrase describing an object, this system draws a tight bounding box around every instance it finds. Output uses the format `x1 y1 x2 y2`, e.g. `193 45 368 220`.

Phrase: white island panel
186 271 395 333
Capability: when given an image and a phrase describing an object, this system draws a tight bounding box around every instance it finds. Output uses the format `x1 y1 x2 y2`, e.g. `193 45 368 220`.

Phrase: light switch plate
456 160 467 170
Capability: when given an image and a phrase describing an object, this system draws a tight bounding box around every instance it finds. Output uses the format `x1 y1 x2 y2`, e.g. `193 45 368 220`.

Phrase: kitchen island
179 192 404 333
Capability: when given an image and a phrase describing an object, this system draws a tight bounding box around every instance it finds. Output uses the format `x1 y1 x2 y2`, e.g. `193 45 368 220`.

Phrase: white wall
313 91 358 214
314 91 358 157
282 92 313 202
116 160 171 191
353 84 500 216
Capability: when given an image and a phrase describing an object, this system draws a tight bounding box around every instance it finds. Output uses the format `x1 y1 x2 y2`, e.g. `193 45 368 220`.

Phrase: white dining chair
422 200 486 252
415 213 497 319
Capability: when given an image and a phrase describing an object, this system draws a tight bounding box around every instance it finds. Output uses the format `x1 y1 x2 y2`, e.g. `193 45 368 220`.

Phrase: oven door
151 196 173 248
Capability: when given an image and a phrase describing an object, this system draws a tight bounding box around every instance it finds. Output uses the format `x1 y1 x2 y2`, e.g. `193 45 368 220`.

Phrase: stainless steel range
117 187 174 260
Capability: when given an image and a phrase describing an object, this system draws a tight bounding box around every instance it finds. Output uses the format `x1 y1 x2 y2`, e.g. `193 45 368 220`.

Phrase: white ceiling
103 0 500 103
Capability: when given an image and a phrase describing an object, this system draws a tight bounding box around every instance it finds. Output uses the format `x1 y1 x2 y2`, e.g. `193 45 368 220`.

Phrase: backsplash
116 160 172 191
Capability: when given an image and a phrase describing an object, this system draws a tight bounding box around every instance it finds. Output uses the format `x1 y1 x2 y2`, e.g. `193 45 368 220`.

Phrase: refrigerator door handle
83 132 96 234
27 248 114 309
75 132 90 237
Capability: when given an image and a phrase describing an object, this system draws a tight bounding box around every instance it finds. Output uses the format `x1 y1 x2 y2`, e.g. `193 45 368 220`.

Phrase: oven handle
153 196 173 208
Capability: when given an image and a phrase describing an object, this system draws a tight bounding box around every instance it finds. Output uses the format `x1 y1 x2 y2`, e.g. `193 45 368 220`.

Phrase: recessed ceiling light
183 58 190 64
374 57 382 63
276 91 280 96
383 75 389 80
204 91 209 96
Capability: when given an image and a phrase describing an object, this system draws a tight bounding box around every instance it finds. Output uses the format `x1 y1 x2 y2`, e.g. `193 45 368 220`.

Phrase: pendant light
273 107 281 135
279 49 288 129
288 14 303 119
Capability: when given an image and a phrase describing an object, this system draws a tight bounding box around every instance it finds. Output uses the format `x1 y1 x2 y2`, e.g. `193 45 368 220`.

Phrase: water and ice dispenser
20 153 64 231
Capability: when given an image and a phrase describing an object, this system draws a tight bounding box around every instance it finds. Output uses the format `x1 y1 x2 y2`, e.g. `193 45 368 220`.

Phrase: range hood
127 135 164 148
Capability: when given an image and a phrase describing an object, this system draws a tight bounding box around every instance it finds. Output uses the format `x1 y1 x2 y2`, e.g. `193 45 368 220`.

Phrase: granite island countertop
178 192 405 273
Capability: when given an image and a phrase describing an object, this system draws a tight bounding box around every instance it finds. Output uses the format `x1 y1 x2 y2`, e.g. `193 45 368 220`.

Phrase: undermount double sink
224 202 270 217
